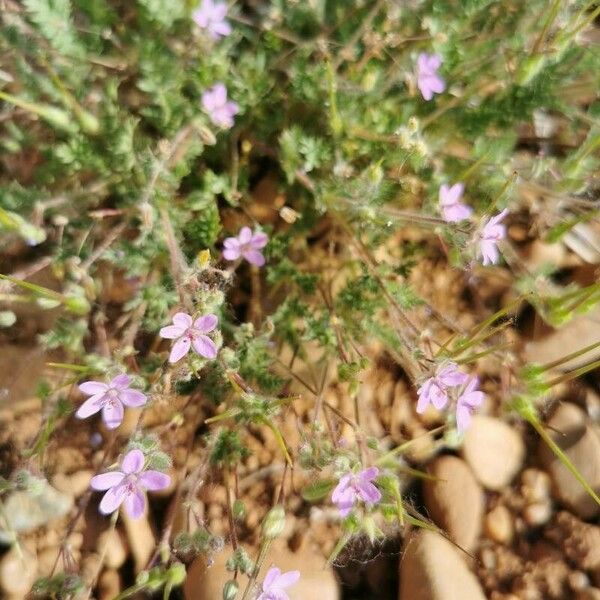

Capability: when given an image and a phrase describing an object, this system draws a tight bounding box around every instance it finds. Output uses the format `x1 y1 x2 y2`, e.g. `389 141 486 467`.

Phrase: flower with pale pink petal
257 567 300 600
159 312 219 364
439 183 472 223
222 226 268 267
456 376 485 432
202 83 239 129
192 0 231 39
331 466 381 517
479 209 508 265
90 449 170 519
416 362 469 414
417 53 445 101
76 374 147 430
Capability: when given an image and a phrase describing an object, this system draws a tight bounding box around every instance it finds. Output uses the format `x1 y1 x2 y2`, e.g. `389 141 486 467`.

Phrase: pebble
423 455 484 551
521 469 551 503
577 590 600 600
51 470 93 498
485 505 514 544
97 528 128 569
121 510 156 573
184 539 339 600
538 403 600 519
0 547 37 596
462 416 525 490
0 483 73 543
523 501 553 527
399 530 486 600
98 569 121 600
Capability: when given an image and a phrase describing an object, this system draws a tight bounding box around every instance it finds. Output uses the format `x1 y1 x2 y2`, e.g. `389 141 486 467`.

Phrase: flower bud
222 579 239 600
261 505 286 539
167 562 186 586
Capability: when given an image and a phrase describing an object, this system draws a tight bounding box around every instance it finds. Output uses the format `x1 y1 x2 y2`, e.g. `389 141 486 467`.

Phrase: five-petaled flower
90 449 170 519
202 83 239 129
159 312 219 363
439 183 472 223
456 376 485 432
192 0 231 39
331 466 381 517
416 362 469 414
416 53 445 101
76 374 147 430
222 226 268 267
479 209 508 265
257 567 300 600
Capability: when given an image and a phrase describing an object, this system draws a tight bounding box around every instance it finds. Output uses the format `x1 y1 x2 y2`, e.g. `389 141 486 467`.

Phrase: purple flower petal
263 567 281 590
191 334 217 359
159 325 185 339
119 389 147 408
358 481 382 505
139 471 171 491
125 489 146 519
223 247 241 261
331 475 351 503
238 226 252 244
169 336 191 363
110 374 131 389
102 401 124 429
193 313 218 333
456 404 472 433
75 394 105 419
79 381 108 396
251 232 269 248
223 237 241 249
272 570 301 589
359 466 379 482
242 248 265 266
172 312 193 329
122 449 145 474
90 471 125 491
99 485 127 514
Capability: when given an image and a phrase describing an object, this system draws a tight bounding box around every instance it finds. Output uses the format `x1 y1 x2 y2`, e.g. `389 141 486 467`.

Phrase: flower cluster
331 466 381 517
417 363 485 432
90 449 170 519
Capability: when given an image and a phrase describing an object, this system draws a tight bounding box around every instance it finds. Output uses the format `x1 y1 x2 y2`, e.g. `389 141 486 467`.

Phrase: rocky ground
1 225 600 600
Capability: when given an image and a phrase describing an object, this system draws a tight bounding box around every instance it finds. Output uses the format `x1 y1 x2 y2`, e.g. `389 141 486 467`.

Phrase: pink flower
439 183 472 223
90 449 170 519
192 0 231 39
416 53 445 101
222 226 268 267
258 567 300 600
479 209 508 265
159 312 218 363
456 376 485 432
331 467 381 517
76 374 147 430
416 363 469 414
202 83 239 129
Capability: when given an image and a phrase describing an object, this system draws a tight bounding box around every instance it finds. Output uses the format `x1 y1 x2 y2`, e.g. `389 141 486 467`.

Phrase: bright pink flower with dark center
331 466 381 517
479 209 508 265
257 567 300 600
416 362 469 414
90 449 170 519
439 183 472 223
159 312 218 363
76 374 147 430
222 226 268 266
456 376 485 432
202 83 239 128
192 0 231 39
416 53 445 101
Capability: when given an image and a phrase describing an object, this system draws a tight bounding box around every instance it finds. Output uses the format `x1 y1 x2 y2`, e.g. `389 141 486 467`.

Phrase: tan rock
52 470 93 498
462 416 525 490
423 456 484 552
97 528 128 569
121 510 156 572
399 530 486 600
485 505 514 544
184 539 339 600
538 403 600 519
98 569 121 600
0 546 37 596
